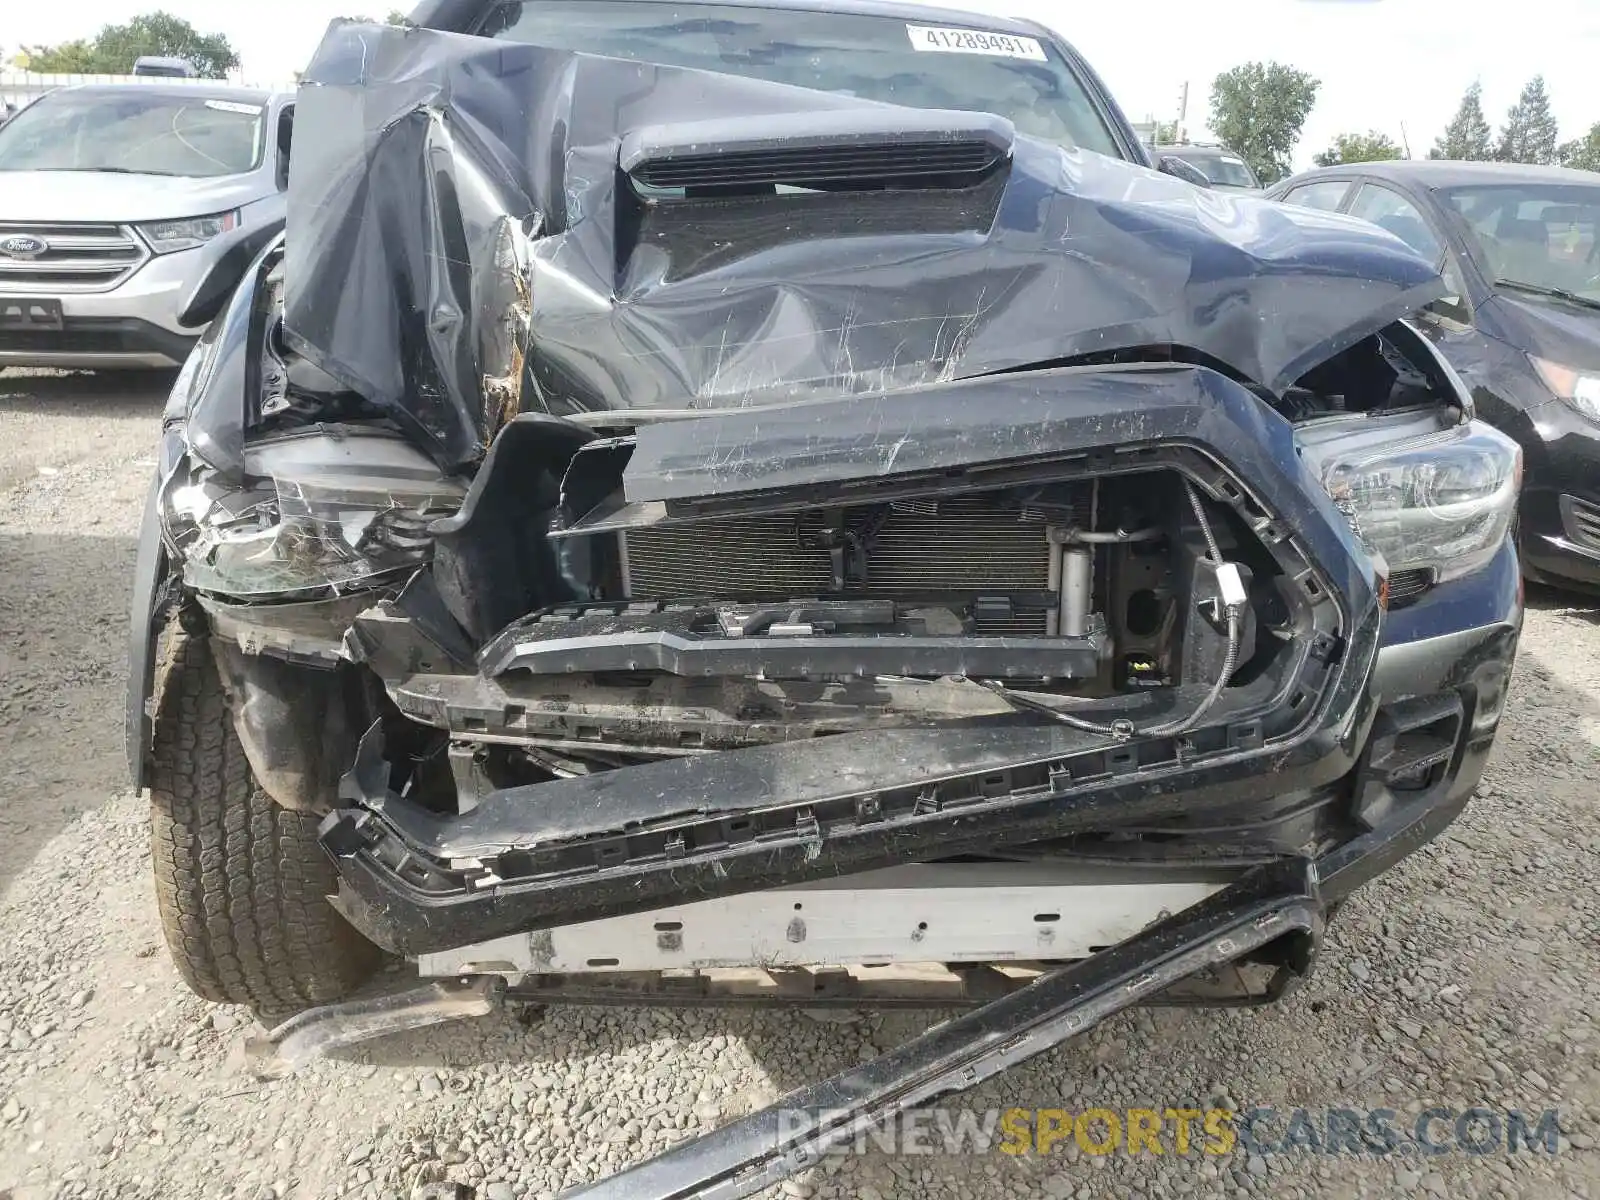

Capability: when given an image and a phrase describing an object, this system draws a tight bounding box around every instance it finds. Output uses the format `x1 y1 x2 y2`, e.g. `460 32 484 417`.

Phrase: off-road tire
148 628 379 1015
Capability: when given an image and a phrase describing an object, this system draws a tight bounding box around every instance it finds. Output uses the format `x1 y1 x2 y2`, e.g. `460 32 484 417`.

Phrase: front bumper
556 706 1506 1200
0 244 207 369
1512 398 1600 589
323 608 1509 959
311 367 1521 961
0 314 196 370
271 605 1515 1197
358 606 1515 1200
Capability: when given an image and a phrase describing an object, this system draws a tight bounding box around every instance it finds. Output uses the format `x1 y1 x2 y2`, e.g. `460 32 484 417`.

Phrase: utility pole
1176 81 1190 143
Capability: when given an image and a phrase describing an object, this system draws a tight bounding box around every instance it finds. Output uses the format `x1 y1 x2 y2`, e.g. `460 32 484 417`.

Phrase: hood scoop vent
620 109 1013 193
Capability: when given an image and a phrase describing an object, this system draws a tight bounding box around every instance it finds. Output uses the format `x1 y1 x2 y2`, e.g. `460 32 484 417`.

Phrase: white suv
0 83 293 370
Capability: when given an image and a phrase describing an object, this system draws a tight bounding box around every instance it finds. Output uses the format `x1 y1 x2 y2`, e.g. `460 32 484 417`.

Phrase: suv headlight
1529 355 1600 423
138 210 239 254
161 429 465 600
1297 413 1521 584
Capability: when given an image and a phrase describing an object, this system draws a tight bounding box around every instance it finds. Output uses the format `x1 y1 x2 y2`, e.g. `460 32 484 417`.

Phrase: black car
129 2 1522 1195
1150 141 1263 191
1269 160 1600 591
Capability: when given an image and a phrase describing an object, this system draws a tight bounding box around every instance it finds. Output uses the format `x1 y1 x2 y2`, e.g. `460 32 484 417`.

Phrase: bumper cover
0 315 196 368
1510 398 1600 589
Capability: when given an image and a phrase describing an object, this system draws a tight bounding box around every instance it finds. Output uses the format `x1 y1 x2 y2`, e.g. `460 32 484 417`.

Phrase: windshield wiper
1497 278 1600 311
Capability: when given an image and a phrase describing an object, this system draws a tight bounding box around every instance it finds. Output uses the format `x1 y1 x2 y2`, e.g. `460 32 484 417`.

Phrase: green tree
1429 83 1494 161
24 11 238 78
21 40 98 73
1313 131 1403 168
1208 62 1320 185
1151 120 1179 146
1558 123 1600 172
1496 76 1560 165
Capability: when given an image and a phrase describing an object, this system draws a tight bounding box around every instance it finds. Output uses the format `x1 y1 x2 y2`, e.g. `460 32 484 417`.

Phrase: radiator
621 494 1065 636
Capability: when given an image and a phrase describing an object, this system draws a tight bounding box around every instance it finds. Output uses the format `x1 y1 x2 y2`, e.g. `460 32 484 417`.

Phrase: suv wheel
147 628 379 1016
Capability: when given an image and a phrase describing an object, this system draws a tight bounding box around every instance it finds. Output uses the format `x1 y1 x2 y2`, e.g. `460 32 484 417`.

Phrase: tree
20 40 98 74
1558 123 1600 173
1313 131 1403 168
1151 120 1179 146
1208 62 1320 185
1429 83 1494 161
23 11 238 78
1496 76 1560 165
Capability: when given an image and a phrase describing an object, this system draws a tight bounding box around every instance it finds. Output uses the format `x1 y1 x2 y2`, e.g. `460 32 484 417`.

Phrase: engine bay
368 466 1294 798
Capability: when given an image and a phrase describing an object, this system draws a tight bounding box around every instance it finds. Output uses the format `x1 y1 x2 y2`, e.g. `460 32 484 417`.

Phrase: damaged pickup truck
129 2 1523 1194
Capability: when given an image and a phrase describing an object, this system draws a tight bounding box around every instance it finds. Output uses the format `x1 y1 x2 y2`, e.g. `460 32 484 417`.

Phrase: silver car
0 83 293 370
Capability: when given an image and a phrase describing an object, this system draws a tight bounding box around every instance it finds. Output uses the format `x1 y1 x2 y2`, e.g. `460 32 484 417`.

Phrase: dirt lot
0 368 1596 1200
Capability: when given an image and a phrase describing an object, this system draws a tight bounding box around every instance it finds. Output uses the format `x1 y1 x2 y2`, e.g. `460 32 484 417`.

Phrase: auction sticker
905 24 1047 61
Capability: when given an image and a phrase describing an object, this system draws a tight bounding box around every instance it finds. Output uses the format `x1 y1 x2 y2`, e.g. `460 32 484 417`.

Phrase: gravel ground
0 367 1597 1200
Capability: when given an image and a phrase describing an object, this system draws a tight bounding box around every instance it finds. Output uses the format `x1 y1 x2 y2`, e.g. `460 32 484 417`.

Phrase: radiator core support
617 489 1082 639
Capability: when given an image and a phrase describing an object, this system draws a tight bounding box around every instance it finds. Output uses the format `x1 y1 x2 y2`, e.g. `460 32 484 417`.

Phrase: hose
1186 477 1225 566
981 478 1243 743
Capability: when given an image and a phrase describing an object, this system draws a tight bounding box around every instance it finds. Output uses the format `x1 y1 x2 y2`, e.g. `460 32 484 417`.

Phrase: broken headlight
1297 413 1521 584
162 427 466 600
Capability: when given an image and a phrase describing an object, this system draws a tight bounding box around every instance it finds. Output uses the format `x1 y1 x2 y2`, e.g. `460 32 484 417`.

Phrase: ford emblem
0 234 49 260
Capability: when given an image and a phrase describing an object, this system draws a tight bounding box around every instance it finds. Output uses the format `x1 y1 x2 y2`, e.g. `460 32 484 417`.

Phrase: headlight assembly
1529 355 1600 423
138 210 239 254
1297 412 1521 584
162 427 465 600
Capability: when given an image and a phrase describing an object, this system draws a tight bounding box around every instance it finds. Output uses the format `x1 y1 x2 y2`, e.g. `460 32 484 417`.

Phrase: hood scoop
619 109 1013 192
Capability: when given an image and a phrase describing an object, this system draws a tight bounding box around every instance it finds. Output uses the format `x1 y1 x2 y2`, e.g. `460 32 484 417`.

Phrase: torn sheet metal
287 21 1445 470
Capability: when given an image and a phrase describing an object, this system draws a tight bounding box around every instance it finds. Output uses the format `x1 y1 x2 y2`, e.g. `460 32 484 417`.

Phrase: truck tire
147 628 379 1015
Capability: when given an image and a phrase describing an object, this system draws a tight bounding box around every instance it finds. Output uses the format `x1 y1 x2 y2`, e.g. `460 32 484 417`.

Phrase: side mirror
1156 155 1212 188
1423 259 1473 327
1424 293 1472 328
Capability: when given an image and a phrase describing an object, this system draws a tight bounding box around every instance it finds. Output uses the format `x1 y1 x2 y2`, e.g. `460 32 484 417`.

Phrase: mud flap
557 858 1320 1199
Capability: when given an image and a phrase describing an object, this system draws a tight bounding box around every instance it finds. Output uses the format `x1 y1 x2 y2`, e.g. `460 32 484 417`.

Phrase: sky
4 0 1599 168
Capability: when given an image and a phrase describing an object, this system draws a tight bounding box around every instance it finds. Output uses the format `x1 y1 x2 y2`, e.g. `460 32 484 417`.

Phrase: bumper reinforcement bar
558 857 1319 1199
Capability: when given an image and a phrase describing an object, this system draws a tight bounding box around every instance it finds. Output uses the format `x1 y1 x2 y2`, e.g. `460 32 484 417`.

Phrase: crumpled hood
286 21 1445 468
0 170 266 224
